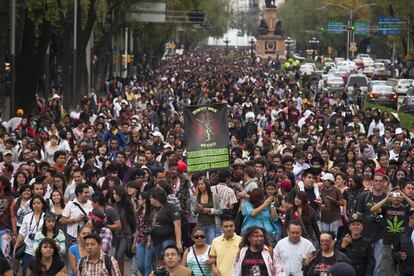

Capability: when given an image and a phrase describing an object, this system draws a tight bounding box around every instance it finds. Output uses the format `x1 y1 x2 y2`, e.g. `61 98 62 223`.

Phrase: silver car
367 85 398 108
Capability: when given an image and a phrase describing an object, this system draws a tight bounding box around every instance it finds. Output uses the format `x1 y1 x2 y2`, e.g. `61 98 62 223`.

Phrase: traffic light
188 10 204 23
320 27 325 32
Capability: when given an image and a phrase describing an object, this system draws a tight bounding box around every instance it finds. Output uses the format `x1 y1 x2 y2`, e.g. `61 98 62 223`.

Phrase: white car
395 79 414 95
335 57 345 64
362 57 374 67
374 62 385 70
326 76 345 91
357 53 370 59
322 68 339 81
299 64 315 76
346 74 370 94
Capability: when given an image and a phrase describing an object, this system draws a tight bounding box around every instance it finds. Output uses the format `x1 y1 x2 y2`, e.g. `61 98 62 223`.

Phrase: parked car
346 74 369 95
367 85 398 108
399 96 414 114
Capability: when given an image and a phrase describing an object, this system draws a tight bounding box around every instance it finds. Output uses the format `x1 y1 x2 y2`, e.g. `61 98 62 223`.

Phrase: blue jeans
22 253 33 276
320 220 339 237
132 243 153 276
373 239 384 276
152 239 176 260
196 224 222 245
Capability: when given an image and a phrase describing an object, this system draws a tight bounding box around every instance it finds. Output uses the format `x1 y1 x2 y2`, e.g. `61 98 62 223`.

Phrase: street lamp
309 37 320 58
249 38 255 56
285 36 294 58
317 2 377 60
224 38 230 55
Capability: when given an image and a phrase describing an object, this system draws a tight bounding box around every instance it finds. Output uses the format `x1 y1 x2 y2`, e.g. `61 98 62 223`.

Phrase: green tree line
0 0 229 114
278 0 414 58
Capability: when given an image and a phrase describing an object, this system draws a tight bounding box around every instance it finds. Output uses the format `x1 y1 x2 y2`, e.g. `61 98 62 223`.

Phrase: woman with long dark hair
51 174 67 199
112 186 137 275
285 191 320 246
11 184 32 232
27 238 66 275
28 160 39 178
193 176 222 244
50 190 65 220
33 212 66 256
241 188 280 246
12 171 29 195
13 194 48 276
132 192 152 276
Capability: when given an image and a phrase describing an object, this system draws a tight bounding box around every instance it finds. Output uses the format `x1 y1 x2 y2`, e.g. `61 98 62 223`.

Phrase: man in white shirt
275 221 315 276
64 167 93 201
61 183 93 246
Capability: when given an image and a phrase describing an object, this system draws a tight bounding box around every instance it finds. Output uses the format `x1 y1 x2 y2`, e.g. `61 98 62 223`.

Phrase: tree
0 0 10 115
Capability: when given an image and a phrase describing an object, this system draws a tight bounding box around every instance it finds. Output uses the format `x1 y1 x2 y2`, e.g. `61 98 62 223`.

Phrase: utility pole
124 27 128 78
10 0 16 116
73 0 78 107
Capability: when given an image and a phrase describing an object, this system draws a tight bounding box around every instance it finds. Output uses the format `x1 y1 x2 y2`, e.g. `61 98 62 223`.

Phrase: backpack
79 254 112 276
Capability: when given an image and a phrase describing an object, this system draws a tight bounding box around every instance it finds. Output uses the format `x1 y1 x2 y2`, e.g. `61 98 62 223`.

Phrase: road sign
130 1 166 23
327 21 345 34
354 22 369 35
378 17 401 35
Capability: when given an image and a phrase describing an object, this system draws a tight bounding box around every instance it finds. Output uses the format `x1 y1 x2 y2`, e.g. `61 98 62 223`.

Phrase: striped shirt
187 245 213 276
211 184 238 210
77 252 121 276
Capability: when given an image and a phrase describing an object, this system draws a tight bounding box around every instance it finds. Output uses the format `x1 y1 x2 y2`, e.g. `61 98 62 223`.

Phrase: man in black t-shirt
148 187 182 260
356 173 387 276
232 226 285 275
370 189 414 276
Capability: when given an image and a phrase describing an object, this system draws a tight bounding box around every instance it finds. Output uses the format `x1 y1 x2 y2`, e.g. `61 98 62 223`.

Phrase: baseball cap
321 173 335 182
348 213 363 223
3 150 13 156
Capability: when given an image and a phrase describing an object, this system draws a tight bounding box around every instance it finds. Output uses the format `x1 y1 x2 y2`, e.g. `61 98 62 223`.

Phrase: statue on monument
274 20 284 36
258 17 269 36
265 0 276 8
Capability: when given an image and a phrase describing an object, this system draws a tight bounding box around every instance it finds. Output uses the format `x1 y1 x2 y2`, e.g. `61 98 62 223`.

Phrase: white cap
321 173 335 182
395 128 403 135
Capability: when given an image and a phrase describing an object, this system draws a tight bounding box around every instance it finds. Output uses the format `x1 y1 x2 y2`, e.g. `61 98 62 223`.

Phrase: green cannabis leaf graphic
386 216 404 234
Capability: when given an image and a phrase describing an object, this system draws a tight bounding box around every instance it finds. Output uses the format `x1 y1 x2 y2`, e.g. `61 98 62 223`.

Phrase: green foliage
364 102 414 129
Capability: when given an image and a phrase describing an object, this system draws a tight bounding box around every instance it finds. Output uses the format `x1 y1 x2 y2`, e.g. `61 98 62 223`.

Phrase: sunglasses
193 235 205 240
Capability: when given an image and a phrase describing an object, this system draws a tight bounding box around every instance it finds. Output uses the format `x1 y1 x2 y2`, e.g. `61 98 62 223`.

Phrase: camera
153 267 169 276
143 226 153 235
392 192 401 198
374 214 383 223
28 234 35 240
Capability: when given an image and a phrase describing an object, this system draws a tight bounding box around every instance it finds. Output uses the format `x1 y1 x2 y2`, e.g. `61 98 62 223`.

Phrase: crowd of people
0 49 413 276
